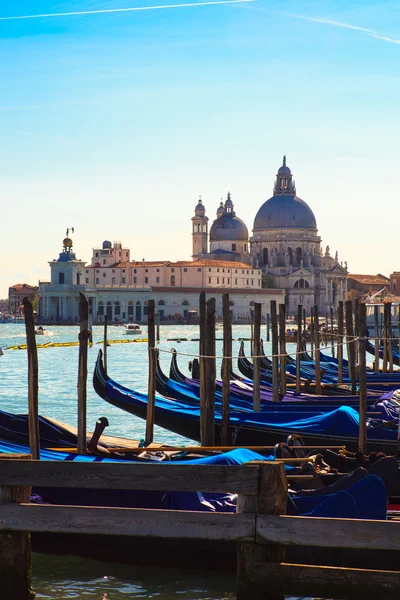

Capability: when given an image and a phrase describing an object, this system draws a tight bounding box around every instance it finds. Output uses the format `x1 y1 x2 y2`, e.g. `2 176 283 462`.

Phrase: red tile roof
348 274 389 285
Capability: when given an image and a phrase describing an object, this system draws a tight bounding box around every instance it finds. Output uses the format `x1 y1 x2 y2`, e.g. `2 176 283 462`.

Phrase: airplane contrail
0 0 254 21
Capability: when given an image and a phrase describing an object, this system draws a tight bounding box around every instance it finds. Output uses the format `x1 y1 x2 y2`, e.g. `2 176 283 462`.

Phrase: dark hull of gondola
366 339 400 367
93 350 398 454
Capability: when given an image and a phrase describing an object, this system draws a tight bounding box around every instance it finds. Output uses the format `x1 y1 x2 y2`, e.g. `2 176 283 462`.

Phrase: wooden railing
1 456 400 600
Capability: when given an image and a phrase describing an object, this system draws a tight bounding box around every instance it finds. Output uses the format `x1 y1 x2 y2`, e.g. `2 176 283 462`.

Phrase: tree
262 273 277 289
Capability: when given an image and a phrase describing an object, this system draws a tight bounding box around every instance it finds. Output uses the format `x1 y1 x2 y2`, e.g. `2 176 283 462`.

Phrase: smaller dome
102 240 112 249
216 201 224 218
210 214 248 241
63 237 73 248
278 165 291 175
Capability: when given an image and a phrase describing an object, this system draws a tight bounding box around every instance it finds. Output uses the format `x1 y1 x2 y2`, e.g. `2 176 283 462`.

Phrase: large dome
253 194 317 231
210 213 249 241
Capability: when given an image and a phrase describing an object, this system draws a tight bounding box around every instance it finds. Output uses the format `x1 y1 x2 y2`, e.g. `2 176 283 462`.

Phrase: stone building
8 283 38 315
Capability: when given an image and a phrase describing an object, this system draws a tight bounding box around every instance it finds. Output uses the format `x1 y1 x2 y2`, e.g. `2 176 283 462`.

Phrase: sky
1 0 399 298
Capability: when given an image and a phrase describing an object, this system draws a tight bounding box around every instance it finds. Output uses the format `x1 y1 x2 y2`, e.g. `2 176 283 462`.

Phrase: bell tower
273 155 296 195
191 197 209 260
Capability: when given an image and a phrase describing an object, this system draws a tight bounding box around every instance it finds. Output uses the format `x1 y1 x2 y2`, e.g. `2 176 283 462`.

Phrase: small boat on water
35 326 49 336
123 323 143 335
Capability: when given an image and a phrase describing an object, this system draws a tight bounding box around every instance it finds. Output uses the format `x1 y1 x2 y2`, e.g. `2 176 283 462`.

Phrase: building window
156 277 160 283
158 300 165 305
182 300 189 306
122 269 125 273
251 271 253 274
232 244 236 251
97 302 104 316
145 269 148 273
96 278 99 284
209 277 211 283
171 275 175 286
222 278 225 284
145 277 148 284
85 278 89 284
122 277 126 284
228 279 230 284
184 268 188 272
157 268 160 272
251 279 253 285
58 273 65 284
112 269 115 273
115 301 121 316
209 268 211 272
103 273 106 278
133 277 137 284
244 244 247 252
96 270 99 274
235 278 237 284
112 277 116 284
85 270 89 274
95 253 98 258
171 268 175 273
217 278 220 284
134 269 137 274
242 270 244 274
103 259 106 265
197 268 201 272
246 279 249 285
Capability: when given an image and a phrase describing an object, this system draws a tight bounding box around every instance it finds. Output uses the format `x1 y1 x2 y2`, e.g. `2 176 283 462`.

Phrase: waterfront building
8 283 38 315
38 237 284 323
347 273 390 302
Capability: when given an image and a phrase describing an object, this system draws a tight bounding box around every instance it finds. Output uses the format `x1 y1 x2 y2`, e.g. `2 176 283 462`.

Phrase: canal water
0 323 310 599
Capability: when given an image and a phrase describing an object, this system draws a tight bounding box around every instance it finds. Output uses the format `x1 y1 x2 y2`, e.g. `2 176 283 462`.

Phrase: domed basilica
192 157 348 315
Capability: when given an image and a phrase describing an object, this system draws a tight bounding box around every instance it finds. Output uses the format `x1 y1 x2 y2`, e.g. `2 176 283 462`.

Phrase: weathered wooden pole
278 303 286 396
156 311 160 342
314 304 321 395
199 291 207 445
237 461 287 600
374 305 380 374
103 314 108 375
270 300 280 402
204 297 216 446
296 304 302 394
387 302 393 373
145 299 156 445
330 306 335 358
77 291 89 455
310 306 314 360
353 298 360 366
222 293 232 444
266 312 270 342
302 308 307 351
383 302 389 374
0 454 34 600
23 297 40 460
337 301 344 384
358 303 367 455
253 302 261 412
345 300 357 395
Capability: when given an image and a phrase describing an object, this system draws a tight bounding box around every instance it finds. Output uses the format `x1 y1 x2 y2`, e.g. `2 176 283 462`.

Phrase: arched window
114 300 121 316
97 301 104 316
287 247 293 265
295 247 303 266
263 248 269 266
249 301 255 307
128 301 133 317
182 300 189 306
294 279 310 289
158 300 165 306
171 275 175 286
136 301 141 305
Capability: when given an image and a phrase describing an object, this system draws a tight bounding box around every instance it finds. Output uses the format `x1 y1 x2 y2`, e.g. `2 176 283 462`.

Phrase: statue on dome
325 245 330 257
283 155 286 167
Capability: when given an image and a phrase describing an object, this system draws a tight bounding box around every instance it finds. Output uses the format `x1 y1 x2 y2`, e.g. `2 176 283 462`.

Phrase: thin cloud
286 13 400 46
0 0 254 21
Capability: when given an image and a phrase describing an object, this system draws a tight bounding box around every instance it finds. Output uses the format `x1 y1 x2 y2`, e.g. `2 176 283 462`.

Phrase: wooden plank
255 563 400 600
0 460 260 493
199 291 207 445
145 299 156 445
22 298 40 461
358 303 367 454
257 514 400 551
0 503 255 541
237 461 287 600
221 293 232 444
278 304 286 396
270 300 280 402
78 292 89 455
296 304 302 394
253 303 261 412
205 297 216 446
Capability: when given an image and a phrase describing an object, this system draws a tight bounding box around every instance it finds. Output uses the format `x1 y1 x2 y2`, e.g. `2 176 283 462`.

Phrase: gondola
366 339 400 367
93 349 400 453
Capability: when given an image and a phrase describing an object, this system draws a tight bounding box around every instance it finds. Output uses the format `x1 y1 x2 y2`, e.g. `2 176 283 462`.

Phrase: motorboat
35 327 49 336
123 323 143 335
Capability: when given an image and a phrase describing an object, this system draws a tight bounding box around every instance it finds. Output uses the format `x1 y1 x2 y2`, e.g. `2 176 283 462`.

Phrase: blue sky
0 0 399 297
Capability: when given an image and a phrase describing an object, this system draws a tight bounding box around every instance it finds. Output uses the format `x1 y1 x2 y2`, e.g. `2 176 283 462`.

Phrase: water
1 322 291 599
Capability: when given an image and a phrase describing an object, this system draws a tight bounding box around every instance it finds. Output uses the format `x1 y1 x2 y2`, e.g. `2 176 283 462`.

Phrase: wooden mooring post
103 314 108 375
23 298 40 460
279 304 286 397
353 298 359 366
358 303 367 455
337 300 344 385
374 304 380 373
383 302 389 373
270 300 280 402
266 312 270 342
204 297 216 446
145 299 156 445
237 461 287 600
330 306 335 358
199 291 207 445
221 293 232 444
78 292 89 456
345 300 357 395
310 306 314 359
253 303 261 412
387 302 394 373
314 304 321 395
296 304 302 394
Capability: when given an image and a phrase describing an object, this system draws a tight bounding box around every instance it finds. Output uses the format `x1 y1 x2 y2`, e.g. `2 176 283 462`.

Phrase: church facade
192 158 347 316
